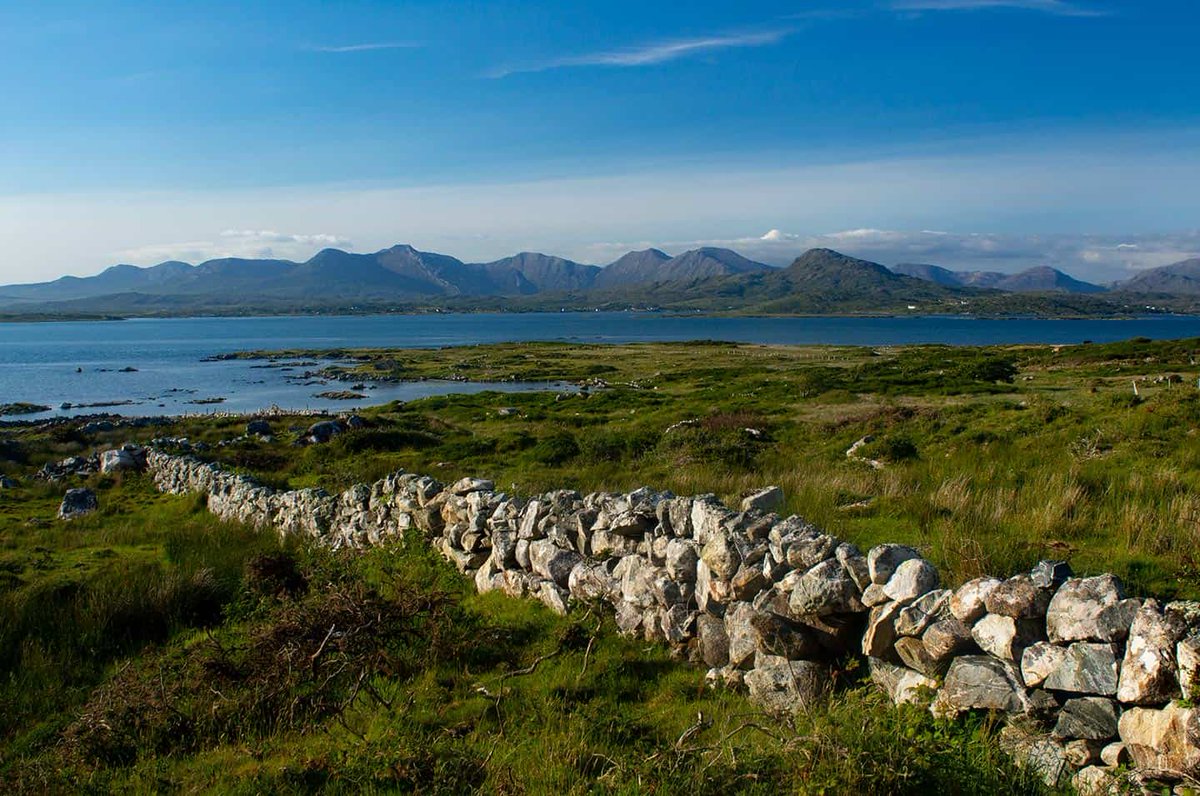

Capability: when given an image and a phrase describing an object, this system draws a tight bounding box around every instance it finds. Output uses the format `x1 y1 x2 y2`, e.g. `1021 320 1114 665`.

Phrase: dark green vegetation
3 336 1200 791
0 484 1045 793
215 337 1200 597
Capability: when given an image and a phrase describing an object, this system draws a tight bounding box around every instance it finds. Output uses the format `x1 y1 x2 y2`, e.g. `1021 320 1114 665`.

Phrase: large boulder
882 558 939 605
1054 697 1119 741
971 614 1044 661
950 577 1002 625
937 656 1027 715
894 589 952 638
1118 702 1200 777
246 419 272 436
1117 599 1186 706
99 446 144 473
306 420 344 443
744 660 829 715
984 575 1050 619
1021 642 1068 689
867 544 920 585
696 614 730 667
869 657 938 705
1045 575 1139 644
700 533 742 581
527 539 582 588
788 558 863 616
1043 642 1121 696
59 488 98 519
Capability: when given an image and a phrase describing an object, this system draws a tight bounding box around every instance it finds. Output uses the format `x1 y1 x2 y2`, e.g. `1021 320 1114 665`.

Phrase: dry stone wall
145 449 1200 793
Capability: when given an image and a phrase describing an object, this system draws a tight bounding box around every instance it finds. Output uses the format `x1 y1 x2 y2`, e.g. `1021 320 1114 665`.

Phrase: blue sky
1 0 1198 283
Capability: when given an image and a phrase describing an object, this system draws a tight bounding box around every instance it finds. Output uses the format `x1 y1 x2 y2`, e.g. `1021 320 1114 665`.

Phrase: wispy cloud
890 0 1107 16
489 29 789 78
311 41 420 53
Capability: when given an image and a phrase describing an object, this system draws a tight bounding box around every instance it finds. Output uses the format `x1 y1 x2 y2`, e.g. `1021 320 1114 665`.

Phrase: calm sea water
2 312 1198 418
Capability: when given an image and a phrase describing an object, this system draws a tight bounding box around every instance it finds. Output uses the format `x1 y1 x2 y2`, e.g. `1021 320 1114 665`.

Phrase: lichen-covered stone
882 558 939 605
937 656 1027 715
788 558 863 616
950 577 1002 625
1046 575 1139 644
985 575 1051 619
744 660 829 715
1117 599 1186 706
1054 697 1118 741
867 544 920 585
1043 643 1121 696
971 613 1044 662
1118 702 1200 777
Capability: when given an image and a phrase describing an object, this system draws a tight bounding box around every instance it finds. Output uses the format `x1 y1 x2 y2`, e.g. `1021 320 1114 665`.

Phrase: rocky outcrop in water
144 450 1200 792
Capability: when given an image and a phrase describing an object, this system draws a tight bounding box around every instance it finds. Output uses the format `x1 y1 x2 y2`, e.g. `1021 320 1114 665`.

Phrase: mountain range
1 244 1197 317
891 263 1107 293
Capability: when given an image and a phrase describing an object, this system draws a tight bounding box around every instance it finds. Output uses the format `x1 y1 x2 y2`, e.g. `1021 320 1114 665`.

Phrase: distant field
2 337 1199 792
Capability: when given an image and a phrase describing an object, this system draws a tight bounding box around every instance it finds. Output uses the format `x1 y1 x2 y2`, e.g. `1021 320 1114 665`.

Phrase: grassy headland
2 336 1200 791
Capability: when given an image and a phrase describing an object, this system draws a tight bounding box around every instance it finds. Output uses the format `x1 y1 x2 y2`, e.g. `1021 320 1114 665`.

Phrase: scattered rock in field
246 419 272 436
99 446 146 473
59 488 98 519
38 455 99 481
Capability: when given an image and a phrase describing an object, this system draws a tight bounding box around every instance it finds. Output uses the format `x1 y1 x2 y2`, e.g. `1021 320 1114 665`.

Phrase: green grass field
3 336 1199 792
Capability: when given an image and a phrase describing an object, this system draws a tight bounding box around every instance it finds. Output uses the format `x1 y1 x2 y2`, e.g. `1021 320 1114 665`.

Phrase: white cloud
311 42 420 53
115 230 351 266
489 29 789 78
890 0 1105 16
